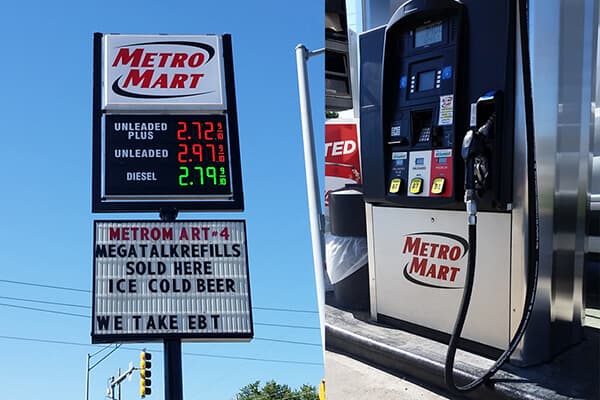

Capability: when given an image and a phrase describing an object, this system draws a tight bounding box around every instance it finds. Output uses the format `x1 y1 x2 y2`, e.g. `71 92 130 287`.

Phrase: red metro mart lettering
401 233 468 288
407 255 461 282
121 70 204 89
402 236 462 262
113 48 206 89
112 48 207 69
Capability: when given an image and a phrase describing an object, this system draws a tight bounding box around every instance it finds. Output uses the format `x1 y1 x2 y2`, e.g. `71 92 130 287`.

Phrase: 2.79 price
178 166 228 187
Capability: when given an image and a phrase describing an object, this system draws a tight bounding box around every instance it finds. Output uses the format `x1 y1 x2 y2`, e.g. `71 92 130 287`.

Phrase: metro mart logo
401 232 469 289
103 35 226 109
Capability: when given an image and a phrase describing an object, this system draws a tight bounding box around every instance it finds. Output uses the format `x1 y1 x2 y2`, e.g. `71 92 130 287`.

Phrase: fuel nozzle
462 113 494 192
461 113 495 225
461 129 483 190
476 112 495 139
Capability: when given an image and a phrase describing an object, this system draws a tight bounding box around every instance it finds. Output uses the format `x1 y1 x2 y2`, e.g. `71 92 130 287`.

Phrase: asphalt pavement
325 350 454 400
325 303 600 400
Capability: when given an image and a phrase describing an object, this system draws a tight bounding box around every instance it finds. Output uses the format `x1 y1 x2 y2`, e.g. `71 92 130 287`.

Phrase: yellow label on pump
431 177 445 194
409 178 423 194
389 178 402 194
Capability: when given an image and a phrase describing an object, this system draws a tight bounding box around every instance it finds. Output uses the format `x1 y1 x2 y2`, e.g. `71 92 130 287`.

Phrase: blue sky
0 1 324 399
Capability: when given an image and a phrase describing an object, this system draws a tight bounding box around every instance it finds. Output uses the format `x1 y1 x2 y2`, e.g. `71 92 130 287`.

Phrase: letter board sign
92 33 243 212
92 220 253 343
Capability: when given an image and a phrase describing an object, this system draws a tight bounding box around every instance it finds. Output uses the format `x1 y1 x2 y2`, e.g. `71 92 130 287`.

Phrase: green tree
234 380 318 400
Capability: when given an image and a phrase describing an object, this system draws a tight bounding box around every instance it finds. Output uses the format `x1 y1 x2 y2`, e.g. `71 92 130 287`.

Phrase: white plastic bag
325 232 368 284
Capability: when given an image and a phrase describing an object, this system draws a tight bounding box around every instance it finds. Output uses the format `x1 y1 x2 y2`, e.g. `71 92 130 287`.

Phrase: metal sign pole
160 209 184 400
164 339 183 400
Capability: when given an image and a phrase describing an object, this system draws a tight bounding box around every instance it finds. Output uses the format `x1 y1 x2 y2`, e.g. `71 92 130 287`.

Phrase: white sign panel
103 34 226 111
92 220 252 342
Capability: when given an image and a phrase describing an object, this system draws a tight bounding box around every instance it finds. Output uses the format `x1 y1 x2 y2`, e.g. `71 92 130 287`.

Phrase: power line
89 344 121 371
90 344 114 358
0 301 320 330
255 322 319 330
0 335 323 366
253 337 320 347
0 303 320 346
253 306 318 314
0 302 89 318
0 295 90 309
0 278 318 314
0 278 89 293
182 350 322 366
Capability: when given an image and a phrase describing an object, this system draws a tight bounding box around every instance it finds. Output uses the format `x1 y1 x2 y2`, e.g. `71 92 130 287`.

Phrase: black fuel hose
444 0 540 392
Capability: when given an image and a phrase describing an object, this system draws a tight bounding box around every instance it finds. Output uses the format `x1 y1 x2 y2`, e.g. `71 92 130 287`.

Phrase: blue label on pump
442 66 453 80
400 76 407 88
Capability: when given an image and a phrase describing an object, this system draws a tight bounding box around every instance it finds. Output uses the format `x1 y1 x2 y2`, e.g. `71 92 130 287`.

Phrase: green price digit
206 166 217 185
178 166 189 186
193 166 204 185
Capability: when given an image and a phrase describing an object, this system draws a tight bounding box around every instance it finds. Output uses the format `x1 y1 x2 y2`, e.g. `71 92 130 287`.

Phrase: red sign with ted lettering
325 122 361 206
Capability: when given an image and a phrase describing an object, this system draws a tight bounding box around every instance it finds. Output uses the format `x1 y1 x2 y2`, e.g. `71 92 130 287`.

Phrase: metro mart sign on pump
103 35 226 110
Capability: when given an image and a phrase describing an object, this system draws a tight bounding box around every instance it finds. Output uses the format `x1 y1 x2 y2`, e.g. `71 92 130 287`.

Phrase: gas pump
359 0 543 392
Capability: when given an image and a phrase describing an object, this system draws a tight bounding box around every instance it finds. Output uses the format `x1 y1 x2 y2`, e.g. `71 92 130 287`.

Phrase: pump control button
431 177 445 194
409 178 423 194
389 178 402 194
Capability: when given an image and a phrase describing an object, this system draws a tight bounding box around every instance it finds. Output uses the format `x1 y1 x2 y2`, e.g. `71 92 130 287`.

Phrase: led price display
103 114 232 199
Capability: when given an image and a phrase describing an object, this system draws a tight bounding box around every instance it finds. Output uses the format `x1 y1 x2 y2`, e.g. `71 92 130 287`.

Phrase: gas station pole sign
92 33 250 400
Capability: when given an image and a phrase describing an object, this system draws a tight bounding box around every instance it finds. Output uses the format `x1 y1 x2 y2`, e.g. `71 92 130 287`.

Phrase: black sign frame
92 33 244 212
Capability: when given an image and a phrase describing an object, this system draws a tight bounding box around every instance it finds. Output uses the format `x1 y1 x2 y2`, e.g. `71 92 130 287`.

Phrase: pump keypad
418 127 432 143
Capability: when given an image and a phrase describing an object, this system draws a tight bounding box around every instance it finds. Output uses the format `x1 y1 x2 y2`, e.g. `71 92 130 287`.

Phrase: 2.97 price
178 166 228 187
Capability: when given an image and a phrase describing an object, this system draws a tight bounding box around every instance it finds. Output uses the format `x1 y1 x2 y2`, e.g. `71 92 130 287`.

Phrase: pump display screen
415 22 443 47
418 70 436 91
103 114 232 199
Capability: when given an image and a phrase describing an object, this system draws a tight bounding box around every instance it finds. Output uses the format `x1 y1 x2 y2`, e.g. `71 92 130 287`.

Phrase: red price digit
192 121 202 140
204 122 214 141
177 121 187 140
206 144 216 162
192 144 203 162
178 143 189 163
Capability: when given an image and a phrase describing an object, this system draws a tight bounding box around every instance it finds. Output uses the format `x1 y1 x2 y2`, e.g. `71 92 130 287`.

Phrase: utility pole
86 344 121 400
85 353 91 400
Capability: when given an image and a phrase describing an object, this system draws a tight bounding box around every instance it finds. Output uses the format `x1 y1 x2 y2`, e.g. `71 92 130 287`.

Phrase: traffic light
139 351 152 397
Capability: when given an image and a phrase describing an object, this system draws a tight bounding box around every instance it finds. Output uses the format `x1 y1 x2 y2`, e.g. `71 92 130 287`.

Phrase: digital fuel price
103 114 233 199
